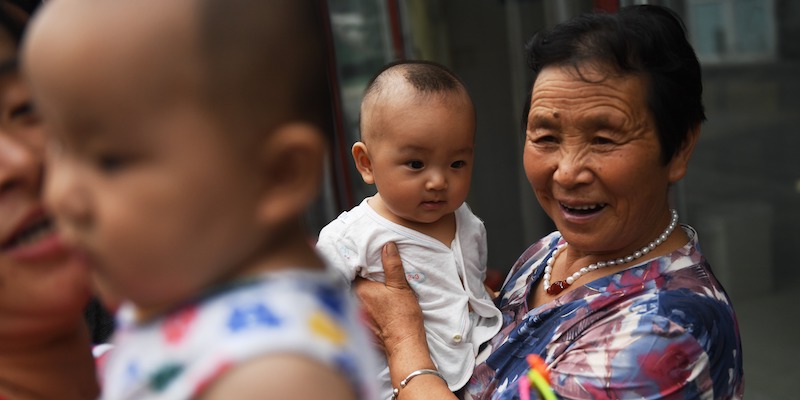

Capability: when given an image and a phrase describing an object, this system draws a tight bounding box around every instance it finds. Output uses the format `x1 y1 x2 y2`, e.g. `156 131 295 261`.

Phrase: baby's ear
351 141 375 184
255 123 326 227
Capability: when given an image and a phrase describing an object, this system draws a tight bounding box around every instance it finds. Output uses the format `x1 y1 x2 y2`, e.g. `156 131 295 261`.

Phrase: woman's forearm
385 328 457 400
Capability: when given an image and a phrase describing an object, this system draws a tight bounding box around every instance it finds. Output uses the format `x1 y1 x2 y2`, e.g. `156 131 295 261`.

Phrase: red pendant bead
546 280 570 295
542 209 680 296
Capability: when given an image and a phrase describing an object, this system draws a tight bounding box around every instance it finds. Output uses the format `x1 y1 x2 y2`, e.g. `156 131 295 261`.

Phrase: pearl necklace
543 209 679 296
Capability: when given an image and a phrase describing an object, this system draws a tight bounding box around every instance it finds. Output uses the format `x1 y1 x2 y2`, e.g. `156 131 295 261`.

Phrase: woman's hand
354 243 457 399
353 242 425 358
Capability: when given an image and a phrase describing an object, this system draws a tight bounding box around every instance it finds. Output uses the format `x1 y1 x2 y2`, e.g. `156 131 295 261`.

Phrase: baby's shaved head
360 61 474 143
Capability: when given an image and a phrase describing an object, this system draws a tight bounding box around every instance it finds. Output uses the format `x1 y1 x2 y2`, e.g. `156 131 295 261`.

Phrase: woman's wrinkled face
0 30 90 346
523 64 691 257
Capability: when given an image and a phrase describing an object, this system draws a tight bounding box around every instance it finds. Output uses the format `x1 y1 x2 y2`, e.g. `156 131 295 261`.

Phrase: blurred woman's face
523 64 693 258
0 29 89 348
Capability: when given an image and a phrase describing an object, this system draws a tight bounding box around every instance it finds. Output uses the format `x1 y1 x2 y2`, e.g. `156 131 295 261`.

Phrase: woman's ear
667 124 700 183
351 141 375 184
255 123 326 227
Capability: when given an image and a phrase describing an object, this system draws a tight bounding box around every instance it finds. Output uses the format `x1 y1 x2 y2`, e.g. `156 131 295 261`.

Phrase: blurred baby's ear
255 123 326 227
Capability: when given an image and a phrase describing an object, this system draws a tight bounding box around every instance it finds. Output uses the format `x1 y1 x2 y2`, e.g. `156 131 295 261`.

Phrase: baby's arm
315 228 360 284
198 354 356 400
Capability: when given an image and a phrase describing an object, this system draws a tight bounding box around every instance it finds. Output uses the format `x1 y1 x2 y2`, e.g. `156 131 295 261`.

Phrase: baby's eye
406 160 424 169
9 101 34 120
95 154 130 174
451 160 466 169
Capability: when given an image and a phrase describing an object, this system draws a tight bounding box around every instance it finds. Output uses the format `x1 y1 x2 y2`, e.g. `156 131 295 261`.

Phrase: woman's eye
451 160 466 169
592 136 615 145
531 134 557 145
407 160 424 169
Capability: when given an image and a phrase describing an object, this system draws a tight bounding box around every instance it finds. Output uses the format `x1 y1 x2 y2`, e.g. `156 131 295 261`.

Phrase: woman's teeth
562 203 605 213
1 219 53 250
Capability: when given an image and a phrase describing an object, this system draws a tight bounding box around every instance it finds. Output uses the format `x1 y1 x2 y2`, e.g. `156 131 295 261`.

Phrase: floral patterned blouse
465 225 744 399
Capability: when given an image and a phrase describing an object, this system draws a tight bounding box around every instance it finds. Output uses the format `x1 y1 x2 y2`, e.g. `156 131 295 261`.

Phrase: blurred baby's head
22 0 332 315
196 0 333 146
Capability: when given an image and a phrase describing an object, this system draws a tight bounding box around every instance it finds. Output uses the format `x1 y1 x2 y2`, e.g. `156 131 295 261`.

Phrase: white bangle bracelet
390 369 447 400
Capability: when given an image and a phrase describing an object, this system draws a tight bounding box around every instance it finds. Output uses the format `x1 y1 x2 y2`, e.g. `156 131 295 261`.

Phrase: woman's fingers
381 242 410 290
353 242 425 352
357 305 385 351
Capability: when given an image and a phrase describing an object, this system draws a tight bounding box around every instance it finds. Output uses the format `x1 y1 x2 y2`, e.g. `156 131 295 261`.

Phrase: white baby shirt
316 198 502 398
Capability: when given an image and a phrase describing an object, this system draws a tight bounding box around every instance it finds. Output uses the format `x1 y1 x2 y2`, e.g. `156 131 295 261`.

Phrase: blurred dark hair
0 0 40 45
364 60 467 97
525 5 705 163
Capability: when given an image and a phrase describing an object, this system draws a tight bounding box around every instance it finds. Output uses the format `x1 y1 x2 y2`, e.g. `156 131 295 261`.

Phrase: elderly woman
357 5 744 400
0 1 101 398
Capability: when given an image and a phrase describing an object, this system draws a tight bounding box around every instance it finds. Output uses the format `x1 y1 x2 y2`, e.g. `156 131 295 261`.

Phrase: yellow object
308 312 346 345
